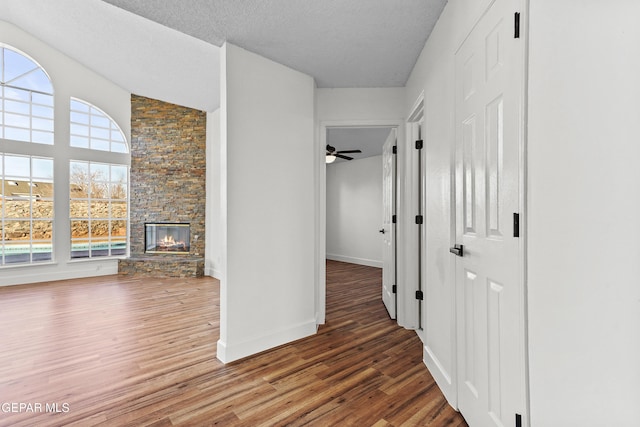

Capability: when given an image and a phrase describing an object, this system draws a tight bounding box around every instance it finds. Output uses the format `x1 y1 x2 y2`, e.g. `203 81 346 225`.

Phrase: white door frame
317 119 404 326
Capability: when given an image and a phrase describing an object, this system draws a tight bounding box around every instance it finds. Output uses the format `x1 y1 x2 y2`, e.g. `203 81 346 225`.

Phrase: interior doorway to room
320 122 402 325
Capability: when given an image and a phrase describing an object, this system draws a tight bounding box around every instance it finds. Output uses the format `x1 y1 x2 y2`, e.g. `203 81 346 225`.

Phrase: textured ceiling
0 0 447 111
101 0 447 88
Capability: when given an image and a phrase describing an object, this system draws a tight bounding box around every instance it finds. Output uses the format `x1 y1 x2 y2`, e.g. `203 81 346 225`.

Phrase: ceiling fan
326 144 362 163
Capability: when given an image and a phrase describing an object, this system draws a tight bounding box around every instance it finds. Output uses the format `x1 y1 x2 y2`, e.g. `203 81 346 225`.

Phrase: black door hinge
514 12 521 38
415 215 423 225
415 290 424 301
515 413 522 427
513 213 520 238
415 139 423 150
392 285 397 294
392 214 397 224
392 145 397 154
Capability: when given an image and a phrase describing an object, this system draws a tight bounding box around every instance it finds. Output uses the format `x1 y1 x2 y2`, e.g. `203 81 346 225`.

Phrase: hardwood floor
0 260 467 426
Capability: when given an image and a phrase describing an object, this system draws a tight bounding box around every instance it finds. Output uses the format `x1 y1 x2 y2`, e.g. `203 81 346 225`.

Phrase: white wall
403 0 495 406
0 21 131 286
527 1 640 425
218 43 316 363
205 108 222 279
326 155 383 268
316 88 405 122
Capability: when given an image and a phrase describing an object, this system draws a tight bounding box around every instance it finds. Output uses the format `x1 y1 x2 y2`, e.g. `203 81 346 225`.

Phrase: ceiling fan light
326 154 336 164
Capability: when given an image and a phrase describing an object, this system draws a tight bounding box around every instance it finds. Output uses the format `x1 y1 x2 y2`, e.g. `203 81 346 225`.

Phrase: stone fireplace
117 94 206 278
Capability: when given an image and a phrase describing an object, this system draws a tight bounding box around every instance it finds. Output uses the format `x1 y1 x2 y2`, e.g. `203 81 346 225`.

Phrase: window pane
70 200 89 218
32 158 53 179
32 104 54 119
111 142 127 153
111 220 127 237
90 201 109 218
4 242 30 264
4 49 39 83
71 111 89 124
31 131 54 145
71 220 89 239
111 200 127 219
91 139 110 151
33 199 53 218
5 156 30 178
70 239 89 259
5 100 30 115
4 87 30 102
5 113 30 128
70 99 89 112
90 220 109 238
110 183 127 200
70 135 89 148
91 115 110 128
32 117 53 132
110 238 127 256
3 220 30 241
32 240 52 262
90 163 109 179
4 127 29 142
32 220 52 240
4 199 31 218
70 123 89 136
32 92 53 106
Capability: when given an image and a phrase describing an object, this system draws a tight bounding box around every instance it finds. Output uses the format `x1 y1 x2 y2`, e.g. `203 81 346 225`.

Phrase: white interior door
454 0 526 425
381 128 397 319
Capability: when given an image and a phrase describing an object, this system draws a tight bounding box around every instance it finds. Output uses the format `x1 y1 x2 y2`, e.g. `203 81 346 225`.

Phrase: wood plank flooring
0 260 467 426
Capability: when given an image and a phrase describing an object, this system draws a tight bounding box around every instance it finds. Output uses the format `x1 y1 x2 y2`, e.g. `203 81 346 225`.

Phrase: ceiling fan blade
336 149 362 154
336 154 354 160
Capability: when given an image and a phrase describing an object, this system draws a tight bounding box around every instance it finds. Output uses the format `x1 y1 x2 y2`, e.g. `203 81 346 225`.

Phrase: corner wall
218 43 316 363
326 156 383 267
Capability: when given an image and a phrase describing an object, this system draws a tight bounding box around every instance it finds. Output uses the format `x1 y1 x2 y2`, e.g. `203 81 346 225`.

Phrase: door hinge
415 290 424 301
515 413 522 427
514 12 521 38
415 139 423 150
392 285 397 294
513 213 520 238
392 214 397 224
415 215 423 225
392 145 397 154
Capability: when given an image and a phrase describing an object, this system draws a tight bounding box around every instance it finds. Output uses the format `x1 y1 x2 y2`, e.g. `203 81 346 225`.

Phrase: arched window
1 46 54 144
70 98 128 153
1 46 55 265
69 98 129 259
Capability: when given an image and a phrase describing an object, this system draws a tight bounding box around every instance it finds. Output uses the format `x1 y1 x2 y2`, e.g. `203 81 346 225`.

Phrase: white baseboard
216 319 317 364
423 344 457 410
205 267 223 280
0 260 119 287
326 253 382 268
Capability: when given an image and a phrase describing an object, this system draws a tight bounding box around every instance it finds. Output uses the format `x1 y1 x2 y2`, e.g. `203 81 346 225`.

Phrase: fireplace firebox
145 223 190 254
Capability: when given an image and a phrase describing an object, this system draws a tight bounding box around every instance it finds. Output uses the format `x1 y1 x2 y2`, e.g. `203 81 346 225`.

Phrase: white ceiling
0 0 446 112
101 0 447 88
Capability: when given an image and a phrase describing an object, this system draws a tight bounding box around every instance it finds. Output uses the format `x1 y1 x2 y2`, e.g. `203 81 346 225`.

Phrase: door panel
382 129 397 319
454 0 525 425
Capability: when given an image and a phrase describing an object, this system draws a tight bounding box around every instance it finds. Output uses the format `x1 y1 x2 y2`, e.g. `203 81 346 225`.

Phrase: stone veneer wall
128 94 206 258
